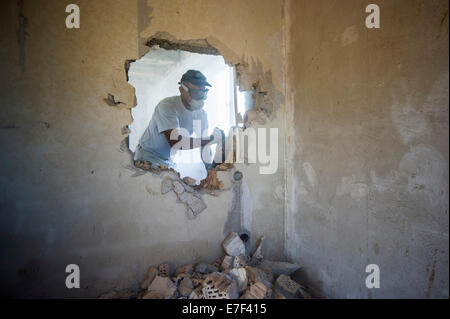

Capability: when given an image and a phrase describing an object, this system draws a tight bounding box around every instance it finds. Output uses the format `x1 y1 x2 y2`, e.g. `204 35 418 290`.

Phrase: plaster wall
285 0 449 298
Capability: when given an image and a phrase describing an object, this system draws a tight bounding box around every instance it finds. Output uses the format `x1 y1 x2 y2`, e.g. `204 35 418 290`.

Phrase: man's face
180 81 209 103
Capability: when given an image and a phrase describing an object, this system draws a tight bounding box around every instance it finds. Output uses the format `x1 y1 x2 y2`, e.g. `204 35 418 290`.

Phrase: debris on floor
98 232 312 299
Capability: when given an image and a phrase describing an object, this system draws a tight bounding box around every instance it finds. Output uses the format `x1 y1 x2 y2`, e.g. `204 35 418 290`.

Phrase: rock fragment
161 177 173 194
240 281 268 299
174 264 194 278
140 266 158 290
195 263 218 274
178 277 194 297
273 274 301 298
222 232 246 256
229 268 248 293
158 263 170 277
144 276 176 299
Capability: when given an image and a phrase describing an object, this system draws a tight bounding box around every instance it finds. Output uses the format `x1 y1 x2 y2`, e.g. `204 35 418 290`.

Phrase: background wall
0 0 286 298
286 0 449 298
0 0 448 299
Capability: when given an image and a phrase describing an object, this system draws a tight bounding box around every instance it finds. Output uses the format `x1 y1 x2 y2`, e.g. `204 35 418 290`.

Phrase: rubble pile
98 233 312 299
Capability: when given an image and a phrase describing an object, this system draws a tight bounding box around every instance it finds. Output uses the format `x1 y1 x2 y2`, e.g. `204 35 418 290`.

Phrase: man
134 70 223 170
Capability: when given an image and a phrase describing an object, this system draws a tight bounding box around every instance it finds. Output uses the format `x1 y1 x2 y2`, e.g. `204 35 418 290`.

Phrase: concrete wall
0 0 286 298
285 0 449 298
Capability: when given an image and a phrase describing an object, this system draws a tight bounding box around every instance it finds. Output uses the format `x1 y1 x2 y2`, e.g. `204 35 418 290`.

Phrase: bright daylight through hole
128 46 247 184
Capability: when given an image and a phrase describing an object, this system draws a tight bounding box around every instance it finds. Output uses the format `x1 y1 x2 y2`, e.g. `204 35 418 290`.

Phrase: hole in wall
126 40 253 186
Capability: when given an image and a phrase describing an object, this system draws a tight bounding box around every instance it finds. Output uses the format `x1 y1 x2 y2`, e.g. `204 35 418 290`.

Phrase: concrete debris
233 256 247 268
195 263 218 274
161 177 173 194
260 260 301 278
202 272 239 299
172 180 185 195
229 268 248 293
212 257 223 269
240 281 268 299
221 256 246 272
188 287 204 299
185 194 207 218
158 263 170 277
191 272 206 287
250 236 264 265
182 176 197 186
220 255 234 272
140 266 158 290
174 264 194 278
245 266 273 289
222 232 246 256
273 274 301 298
178 277 194 297
99 232 312 299
144 276 176 299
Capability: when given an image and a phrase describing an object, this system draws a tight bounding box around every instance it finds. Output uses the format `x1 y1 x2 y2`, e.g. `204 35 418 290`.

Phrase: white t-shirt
138 96 209 160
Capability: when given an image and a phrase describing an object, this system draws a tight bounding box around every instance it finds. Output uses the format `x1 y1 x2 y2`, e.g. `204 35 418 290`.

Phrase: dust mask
189 98 204 110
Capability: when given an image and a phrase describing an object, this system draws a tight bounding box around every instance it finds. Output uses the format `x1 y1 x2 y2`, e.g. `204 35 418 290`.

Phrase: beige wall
0 0 286 297
0 0 448 299
286 0 449 298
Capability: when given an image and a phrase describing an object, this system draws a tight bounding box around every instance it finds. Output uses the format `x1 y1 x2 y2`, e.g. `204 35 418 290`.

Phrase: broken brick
220 255 235 272
183 176 197 186
195 263 218 274
273 274 301 298
229 268 248 293
161 177 173 194
245 266 273 288
174 264 194 277
240 281 268 299
222 232 246 256
140 266 158 290
158 263 170 277
172 180 185 195
178 277 194 297
188 287 204 299
146 276 176 299
202 272 239 299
